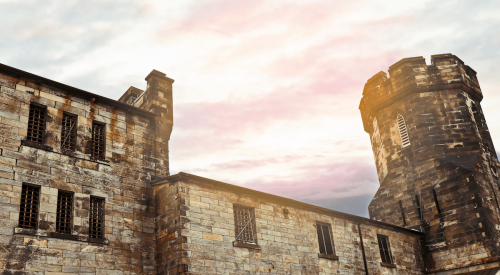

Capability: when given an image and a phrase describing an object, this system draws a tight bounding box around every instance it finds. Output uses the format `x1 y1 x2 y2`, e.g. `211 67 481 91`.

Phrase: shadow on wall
302 193 374 218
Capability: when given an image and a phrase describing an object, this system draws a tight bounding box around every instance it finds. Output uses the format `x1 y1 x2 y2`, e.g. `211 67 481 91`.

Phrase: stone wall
0 67 166 274
360 54 500 273
157 173 425 275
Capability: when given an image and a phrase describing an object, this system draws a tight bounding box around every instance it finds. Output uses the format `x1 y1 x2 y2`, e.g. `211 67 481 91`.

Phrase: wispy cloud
2 0 500 217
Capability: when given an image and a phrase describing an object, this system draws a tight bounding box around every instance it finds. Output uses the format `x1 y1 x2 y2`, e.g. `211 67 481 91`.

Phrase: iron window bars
316 222 335 255
377 234 394 264
56 191 73 234
234 205 257 244
61 113 77 151
18 184 40 230
27 104 46 144
89 196 105 239
91 122 106 160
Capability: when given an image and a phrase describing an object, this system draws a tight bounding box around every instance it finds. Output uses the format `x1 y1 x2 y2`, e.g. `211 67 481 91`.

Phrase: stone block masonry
0 63 173 274
155 173 425 275
360 54 500 274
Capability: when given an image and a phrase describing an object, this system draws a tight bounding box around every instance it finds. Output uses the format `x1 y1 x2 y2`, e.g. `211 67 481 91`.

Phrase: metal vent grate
397 114 411 148
234 205 256 244
61 113 77 151
91 122 105 159
377 234 393 264
89 196 105 238
27 105 46 144
19 184 40 230
56 191 73 234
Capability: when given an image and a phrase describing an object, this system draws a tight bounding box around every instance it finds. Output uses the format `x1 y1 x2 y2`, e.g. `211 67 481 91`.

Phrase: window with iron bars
91 122 106 160
233 205 257 244
89 196 105 239
56 191 73 234
18 184 40 230
27 104 46 144
316 222 336 255
377 234 394 264
61 113 77 151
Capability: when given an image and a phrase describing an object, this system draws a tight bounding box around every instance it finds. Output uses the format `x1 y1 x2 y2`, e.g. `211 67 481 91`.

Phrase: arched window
397 114 411 148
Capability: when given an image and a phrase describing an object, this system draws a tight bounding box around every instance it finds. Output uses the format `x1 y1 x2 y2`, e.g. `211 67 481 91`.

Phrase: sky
1 0 500 217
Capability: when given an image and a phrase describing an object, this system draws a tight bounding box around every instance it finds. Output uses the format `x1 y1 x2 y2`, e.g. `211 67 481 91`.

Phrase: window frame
60 112 78 152
377 234 394 266
89 196 105 239
18 183 41 230
91 121 106 160
27 103 48 145
397 114 411 148
233 204 257 245
56 190 74 235
316 221 337 259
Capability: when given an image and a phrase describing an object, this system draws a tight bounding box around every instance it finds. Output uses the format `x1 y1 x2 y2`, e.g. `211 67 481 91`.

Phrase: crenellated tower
360 54 500 273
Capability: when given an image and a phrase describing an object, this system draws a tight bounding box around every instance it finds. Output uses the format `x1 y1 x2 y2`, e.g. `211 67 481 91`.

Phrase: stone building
0 53 497 275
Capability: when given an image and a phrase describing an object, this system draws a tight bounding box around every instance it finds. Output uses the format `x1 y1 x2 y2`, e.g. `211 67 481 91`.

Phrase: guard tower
360 54 500 273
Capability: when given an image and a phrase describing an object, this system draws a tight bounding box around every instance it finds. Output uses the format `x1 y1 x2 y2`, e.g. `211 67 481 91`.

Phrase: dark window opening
27 104 46 144
316 222 335 255
377 235 393 264
399 200 406 226
433 189 441 213
56 191 73 234
19 184 40 230
61 113 77 151
234 205 256 244
415 194 422 220
89 196 105 239
91 122 106 160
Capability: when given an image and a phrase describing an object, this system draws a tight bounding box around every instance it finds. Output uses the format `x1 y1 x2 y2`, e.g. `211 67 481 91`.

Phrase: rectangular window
18 184 40 230
89 196 105 239
56 191 73 234
61 113 77 151
316 222 335 255
377 235 393 264
27 104 46 144
233 205 256 244
91 122 105 159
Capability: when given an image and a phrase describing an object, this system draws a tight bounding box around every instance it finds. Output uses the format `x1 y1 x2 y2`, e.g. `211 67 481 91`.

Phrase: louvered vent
397 115 411 148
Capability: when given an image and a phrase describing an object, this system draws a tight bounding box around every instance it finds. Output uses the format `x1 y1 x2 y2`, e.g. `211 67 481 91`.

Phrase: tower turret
360 54 500 273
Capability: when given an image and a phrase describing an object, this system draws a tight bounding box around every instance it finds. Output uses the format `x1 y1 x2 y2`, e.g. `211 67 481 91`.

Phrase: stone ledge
14 227 108 244
380 262 397 268
233 241 261 250
21 140 53 152
318 253 339 260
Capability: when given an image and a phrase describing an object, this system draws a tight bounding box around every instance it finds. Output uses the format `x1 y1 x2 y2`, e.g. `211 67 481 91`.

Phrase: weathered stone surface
360 54 500 273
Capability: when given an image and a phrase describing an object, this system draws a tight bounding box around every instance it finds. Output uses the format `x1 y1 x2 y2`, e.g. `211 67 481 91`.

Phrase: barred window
61 113 77 151
233 205 257 244
27 104 46 144
397 114 410 148
377 235 393 264
316 222 335 255
18 184 40 230
89 196 105 239
91 122 105 159
56 191 73 234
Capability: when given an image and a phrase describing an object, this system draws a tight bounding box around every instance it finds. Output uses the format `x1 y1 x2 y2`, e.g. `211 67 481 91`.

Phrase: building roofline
0 63 156 119
154 172 423 236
